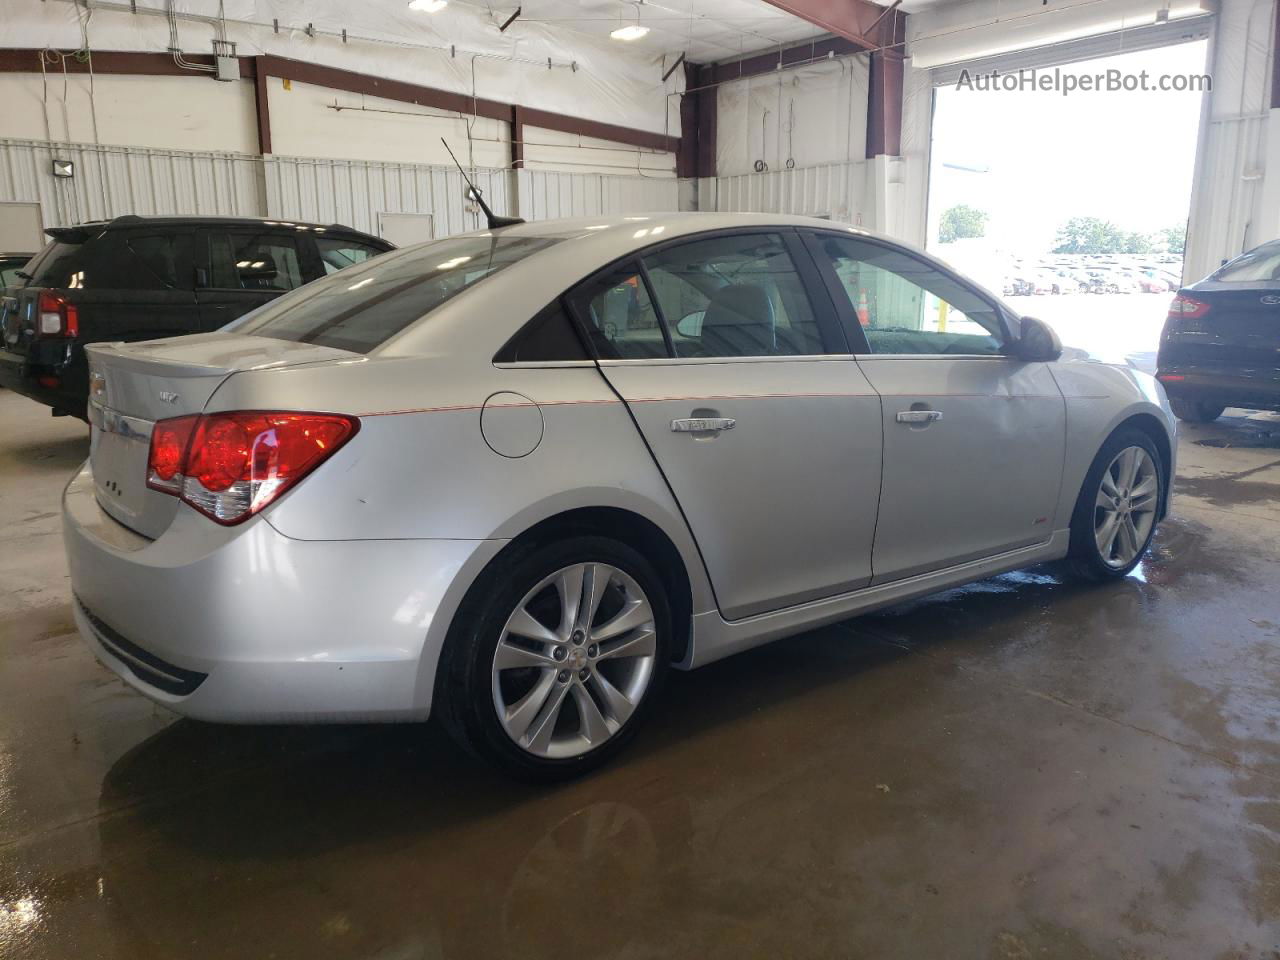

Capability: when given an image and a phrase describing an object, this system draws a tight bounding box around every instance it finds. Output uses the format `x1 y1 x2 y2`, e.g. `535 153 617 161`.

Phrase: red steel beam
0 49 679 156
757 0 902 51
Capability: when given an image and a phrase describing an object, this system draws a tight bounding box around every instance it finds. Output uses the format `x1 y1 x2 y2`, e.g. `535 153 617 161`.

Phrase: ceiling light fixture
408 0 448 12
610 1 648 41
610 23 649 41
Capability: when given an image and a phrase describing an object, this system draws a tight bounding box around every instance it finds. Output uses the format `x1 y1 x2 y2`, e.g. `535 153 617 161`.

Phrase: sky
927 40 1209 254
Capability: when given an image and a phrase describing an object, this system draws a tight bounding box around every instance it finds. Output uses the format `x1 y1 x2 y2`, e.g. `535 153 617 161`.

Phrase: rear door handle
671 417 736 434
896 410 942 424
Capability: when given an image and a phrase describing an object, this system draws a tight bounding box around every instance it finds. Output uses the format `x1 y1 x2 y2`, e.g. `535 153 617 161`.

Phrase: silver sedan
63 213 1176 779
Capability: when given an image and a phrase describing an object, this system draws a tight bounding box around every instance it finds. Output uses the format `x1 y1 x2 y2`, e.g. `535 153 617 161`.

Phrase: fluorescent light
408 0 447 11
610 24 649 41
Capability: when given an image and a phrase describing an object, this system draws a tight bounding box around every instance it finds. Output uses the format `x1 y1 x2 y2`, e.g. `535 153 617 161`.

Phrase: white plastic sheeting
716 58 870 178
1 0 682 138
0 138 263 229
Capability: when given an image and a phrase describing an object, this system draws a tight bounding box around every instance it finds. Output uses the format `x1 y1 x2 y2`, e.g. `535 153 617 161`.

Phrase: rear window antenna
440 138 525 229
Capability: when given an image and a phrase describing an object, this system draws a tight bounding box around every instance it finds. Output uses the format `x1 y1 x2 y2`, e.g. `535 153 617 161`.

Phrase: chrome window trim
852 353 1015 361
595 353 856 367
492 359 598 370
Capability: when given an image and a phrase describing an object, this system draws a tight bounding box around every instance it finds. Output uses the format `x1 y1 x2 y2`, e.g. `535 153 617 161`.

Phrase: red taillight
146 414 198 493
36 291 78 338
1167 294 1209 320
146 411 358 524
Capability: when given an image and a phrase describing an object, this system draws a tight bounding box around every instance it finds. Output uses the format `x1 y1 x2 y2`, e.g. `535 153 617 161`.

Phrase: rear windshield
23 232 193 291
238 234 558 353
1213 241 1280 282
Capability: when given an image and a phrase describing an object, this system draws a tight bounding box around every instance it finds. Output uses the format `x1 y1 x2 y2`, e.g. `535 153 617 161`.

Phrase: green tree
1053 217 1128 254
1159 223 1187 255
1123 232 1154 254
938 204 989 244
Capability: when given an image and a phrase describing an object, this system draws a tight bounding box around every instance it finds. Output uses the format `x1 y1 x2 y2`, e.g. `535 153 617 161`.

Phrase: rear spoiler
44 225 97 244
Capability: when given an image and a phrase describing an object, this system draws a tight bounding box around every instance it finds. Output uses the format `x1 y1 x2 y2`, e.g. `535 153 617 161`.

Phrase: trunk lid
87 333 358 538
1162 282 1280 372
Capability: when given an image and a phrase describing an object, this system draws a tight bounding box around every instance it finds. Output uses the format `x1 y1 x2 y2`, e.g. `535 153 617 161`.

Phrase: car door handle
896 410 943 424
671 417 736 434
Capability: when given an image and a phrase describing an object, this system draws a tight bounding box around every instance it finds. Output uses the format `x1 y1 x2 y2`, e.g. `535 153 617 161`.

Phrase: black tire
435 536 670 782
1169 398 1225 423
1066 427 1164 581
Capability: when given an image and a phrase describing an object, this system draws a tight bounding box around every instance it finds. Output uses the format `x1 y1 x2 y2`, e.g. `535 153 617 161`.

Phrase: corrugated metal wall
263 155 517 239
0 138 264 229
1183 113 1269 286
517 168 678 221
0 139 680 238
705 160 871 226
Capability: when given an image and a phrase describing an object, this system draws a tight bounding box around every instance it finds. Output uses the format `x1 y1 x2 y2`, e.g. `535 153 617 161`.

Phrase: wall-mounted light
610 24 649 41
408 0 447 11
51 159 74 178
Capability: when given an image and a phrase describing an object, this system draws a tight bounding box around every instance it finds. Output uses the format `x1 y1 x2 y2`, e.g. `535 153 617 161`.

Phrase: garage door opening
926 37 1210 370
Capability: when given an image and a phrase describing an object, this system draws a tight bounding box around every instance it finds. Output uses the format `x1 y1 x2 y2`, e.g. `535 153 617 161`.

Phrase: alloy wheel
1093 446 1158 568
491 563 657 759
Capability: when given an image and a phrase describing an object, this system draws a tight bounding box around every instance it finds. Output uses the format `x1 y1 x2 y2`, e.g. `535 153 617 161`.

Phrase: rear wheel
1067 429 1163 580
1170 397 1225 423
435 536 670 781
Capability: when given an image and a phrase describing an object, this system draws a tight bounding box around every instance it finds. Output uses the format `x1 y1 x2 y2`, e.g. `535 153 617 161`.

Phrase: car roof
52 215 384 239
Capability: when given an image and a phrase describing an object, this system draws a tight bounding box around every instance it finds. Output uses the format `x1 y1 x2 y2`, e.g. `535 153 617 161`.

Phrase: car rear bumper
62 463 506 723
0 348 85 415
1156 367 1280 411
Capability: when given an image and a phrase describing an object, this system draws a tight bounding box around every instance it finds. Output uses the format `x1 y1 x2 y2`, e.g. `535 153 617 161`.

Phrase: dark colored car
0 216 393 417
0 253 36 289
1157 239 1280 422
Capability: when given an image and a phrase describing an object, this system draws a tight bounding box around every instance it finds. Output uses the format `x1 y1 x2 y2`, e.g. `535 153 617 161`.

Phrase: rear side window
209 232 305 291
1213 242 1280 282
239 235 559 354
119 233 193 290
495 300 588 363
316 237 387 275
641 233 828 358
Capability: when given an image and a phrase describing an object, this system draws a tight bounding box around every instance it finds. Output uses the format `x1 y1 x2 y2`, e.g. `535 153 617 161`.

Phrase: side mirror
1011 315 1062 362
676 311 704 338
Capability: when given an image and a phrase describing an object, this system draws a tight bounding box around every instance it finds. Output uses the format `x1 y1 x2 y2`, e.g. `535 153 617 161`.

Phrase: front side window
816 235 1005 356
240 235 558 354
316 237 387 275
642 233 827 358
209 232 304 292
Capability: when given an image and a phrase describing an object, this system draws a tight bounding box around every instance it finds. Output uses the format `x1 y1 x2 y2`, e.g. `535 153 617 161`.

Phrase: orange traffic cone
856 289 870 326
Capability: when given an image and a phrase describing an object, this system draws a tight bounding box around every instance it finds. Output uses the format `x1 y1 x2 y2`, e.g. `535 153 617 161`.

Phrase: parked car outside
64 213 1176 780
0 216 393 417
1158 237 1280 421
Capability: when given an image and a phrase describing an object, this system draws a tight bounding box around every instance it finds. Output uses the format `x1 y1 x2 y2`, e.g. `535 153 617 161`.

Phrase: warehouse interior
2 0 1280 956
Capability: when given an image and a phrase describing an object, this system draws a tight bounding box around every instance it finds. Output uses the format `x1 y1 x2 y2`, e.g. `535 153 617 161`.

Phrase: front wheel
1170 398 1225 423
435 536 670 781
1067 429 1164 580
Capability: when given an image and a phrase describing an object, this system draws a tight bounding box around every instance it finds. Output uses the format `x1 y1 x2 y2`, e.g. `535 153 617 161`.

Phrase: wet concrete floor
1 387 1278 958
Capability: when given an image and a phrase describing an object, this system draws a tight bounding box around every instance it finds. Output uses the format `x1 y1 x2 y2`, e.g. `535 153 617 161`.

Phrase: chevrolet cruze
63 213 1176 779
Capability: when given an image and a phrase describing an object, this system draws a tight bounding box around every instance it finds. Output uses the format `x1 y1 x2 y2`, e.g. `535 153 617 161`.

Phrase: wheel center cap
566 647 587 671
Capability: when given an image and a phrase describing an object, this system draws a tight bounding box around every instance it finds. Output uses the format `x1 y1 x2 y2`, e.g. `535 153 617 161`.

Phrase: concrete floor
1 387 1278 960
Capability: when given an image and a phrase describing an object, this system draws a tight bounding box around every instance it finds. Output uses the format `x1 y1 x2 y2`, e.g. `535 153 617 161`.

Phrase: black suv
0 216 393 417
1157 238 1280 422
